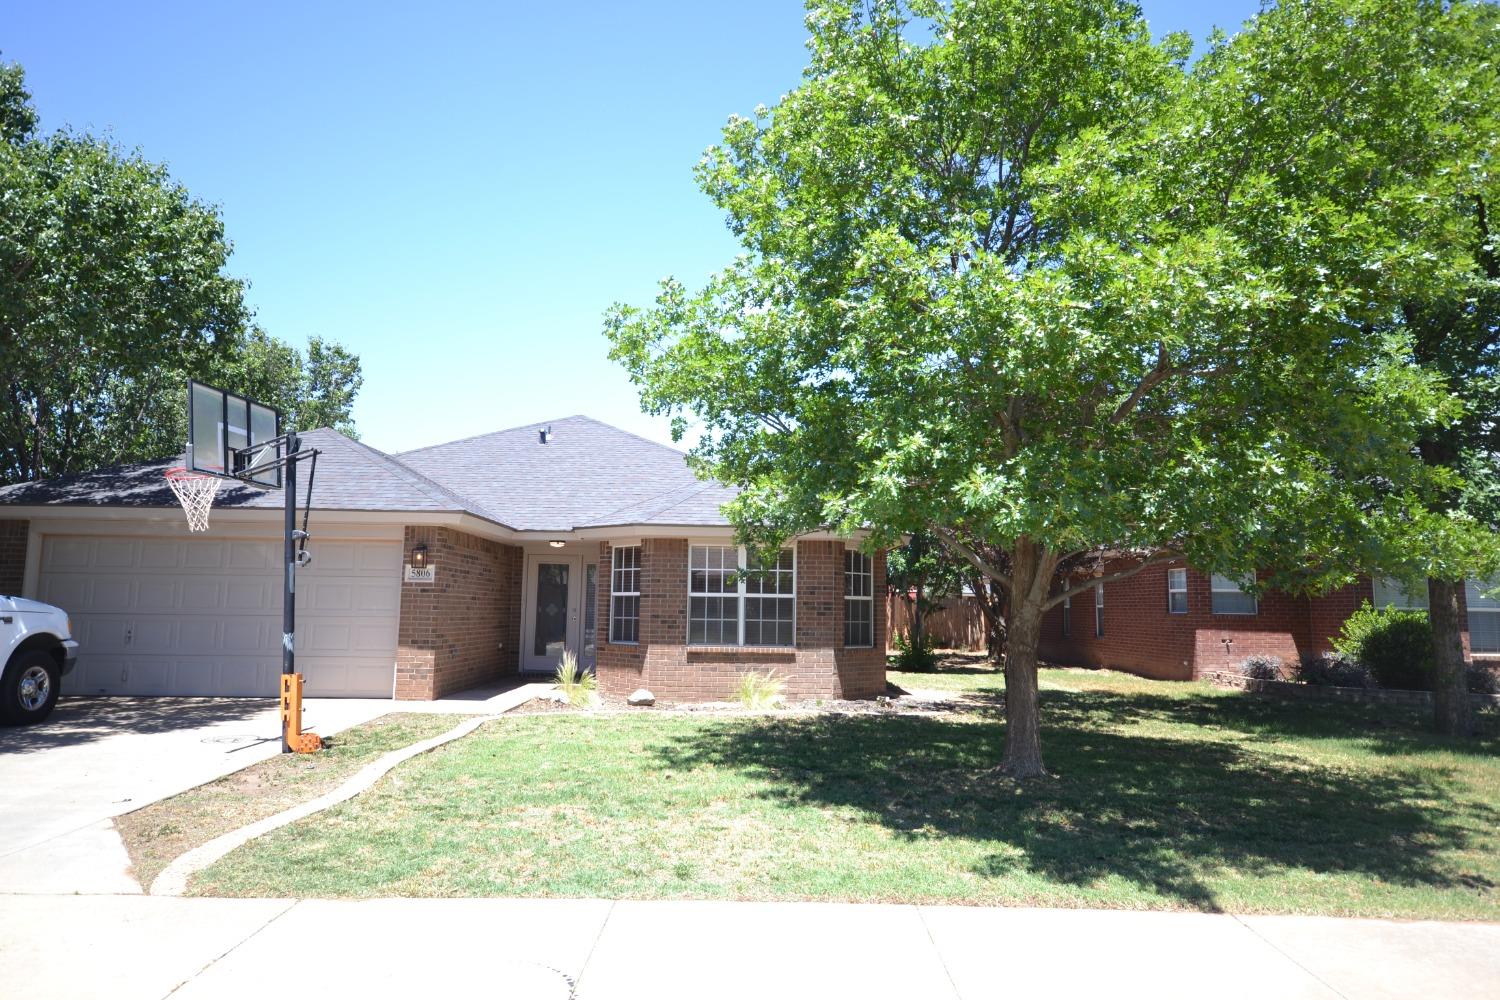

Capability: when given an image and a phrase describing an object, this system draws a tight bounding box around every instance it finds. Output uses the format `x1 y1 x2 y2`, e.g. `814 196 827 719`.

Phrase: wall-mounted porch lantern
411 542 429 568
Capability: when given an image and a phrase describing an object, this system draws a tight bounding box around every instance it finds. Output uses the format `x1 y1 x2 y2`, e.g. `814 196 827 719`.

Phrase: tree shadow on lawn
655 703 1499 910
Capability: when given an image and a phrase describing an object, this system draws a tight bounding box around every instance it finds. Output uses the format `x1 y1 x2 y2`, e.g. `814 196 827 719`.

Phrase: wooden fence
886 593 988 651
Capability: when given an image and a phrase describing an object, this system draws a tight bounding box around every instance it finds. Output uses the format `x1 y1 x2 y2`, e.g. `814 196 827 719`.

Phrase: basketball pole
281 432 299 754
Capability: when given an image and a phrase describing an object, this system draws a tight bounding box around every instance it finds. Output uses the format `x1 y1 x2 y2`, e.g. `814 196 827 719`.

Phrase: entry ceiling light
549 540 565 548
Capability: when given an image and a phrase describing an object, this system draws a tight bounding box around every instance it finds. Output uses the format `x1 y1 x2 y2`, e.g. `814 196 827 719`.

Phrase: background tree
608 0 1496 777
0 60 363 484
885 530 969 655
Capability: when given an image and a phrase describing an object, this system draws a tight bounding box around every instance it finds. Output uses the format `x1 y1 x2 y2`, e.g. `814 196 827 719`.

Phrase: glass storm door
522 555 581 673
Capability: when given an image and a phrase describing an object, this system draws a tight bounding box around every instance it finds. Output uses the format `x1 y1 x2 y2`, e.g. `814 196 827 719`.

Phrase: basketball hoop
165 467 222 532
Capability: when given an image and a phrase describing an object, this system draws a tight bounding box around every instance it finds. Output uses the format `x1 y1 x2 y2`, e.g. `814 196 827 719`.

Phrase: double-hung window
1465 579 1500 653
1167 568 1188 614
1373 577 1429 612
609 546 641 643
1094 584 1104 637
1210 573 1257 615
689 545 795 647
844 549 874 647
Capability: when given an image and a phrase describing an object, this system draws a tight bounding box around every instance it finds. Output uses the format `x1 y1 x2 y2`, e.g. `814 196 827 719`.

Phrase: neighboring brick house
0 416 886 703
1038 560 1498 681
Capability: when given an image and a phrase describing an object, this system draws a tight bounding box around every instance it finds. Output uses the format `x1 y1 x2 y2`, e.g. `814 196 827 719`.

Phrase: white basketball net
165 468 222 532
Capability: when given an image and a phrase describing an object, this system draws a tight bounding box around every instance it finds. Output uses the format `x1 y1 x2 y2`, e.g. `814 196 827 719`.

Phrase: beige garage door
39 535 400 698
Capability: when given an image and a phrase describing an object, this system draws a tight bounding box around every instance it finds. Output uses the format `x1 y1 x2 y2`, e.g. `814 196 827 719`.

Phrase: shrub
555 651 596 707
891 631 939 672
1238 655 1286 681
1469 665 1500 697
1332 602 1433 690
734 670 785 709
1294 654 1376 689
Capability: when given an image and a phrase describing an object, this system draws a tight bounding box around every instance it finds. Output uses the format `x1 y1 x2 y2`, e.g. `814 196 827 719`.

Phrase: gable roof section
398 415 732 531
0 429 473 515
0 417 736 532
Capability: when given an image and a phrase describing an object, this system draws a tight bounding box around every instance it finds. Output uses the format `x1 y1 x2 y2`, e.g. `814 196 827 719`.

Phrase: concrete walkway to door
0 680 550 895
4 895 1498 1000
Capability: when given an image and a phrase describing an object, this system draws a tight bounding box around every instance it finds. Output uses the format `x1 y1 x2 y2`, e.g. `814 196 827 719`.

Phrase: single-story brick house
1037 561 1499 681
0 416 887 702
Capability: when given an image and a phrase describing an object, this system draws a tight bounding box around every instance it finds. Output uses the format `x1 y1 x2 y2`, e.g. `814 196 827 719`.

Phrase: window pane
689 594 738 645
1469 611 1500 653
1168 591 1188 614
845 598 872 647
1211 590 1258 615
1374 577 1428 610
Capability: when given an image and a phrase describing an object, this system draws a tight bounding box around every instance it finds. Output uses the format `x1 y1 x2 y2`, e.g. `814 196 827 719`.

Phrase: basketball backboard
187 380 283 487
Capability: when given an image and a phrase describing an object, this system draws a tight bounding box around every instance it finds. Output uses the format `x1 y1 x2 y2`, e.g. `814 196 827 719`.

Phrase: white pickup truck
0 596 79 725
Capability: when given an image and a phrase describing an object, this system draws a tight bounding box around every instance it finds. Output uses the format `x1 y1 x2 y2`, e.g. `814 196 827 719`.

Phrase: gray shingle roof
0 417 736 532
399 415 733 531
0 429 473 515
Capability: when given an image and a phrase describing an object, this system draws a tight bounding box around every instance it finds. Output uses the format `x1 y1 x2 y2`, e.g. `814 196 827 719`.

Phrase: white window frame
1167 568 1188 614
1094 584 1105 638
1372 577 1428 611
844 549 874 648
609 545 641 644
1210 573 1258 616
688 544 796 648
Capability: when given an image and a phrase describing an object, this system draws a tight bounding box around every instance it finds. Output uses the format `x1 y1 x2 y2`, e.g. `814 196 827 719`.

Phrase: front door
521 554 579 674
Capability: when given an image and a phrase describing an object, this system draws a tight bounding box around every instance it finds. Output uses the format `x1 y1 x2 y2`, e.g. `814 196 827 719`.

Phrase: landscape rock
627 688 656 707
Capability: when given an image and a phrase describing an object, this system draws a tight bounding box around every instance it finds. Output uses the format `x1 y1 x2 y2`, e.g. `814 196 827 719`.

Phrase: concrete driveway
0 695 393 894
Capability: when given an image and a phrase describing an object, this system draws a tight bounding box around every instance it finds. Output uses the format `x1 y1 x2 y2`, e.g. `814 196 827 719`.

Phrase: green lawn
190 665 1500 920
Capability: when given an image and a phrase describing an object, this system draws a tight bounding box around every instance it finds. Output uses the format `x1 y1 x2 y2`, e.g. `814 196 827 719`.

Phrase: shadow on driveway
0 697 274 756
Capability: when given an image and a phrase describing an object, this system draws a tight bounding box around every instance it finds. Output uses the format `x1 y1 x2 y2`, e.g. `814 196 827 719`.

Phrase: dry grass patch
116 712 458 888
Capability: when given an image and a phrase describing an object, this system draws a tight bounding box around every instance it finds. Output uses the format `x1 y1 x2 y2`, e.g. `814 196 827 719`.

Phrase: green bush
1332 602 1432 691
890 631 938 672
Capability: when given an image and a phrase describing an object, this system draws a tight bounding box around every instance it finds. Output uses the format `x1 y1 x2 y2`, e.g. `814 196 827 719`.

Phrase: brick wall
1040 562 1480 680
0 519 27 595
595 538 888 702
395 525 521 699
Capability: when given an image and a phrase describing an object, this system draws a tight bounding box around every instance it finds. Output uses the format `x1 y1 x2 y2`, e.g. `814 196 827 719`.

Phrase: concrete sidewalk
6 895 1498 1000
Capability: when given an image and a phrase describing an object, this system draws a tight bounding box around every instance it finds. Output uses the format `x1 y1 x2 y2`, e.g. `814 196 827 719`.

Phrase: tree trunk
1002 594 1045 778
1429 577 1473 738
912 573 927 650
999 538 1053 778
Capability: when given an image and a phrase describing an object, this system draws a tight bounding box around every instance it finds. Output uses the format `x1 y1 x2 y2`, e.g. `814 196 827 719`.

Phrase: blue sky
5 1 1259 453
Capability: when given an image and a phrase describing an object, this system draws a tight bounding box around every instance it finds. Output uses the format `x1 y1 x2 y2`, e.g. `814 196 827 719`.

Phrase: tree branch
1043 550 1182 610
930 524 1012 592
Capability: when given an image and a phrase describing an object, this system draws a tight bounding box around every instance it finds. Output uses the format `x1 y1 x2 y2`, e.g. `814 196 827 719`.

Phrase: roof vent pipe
539 426 552 445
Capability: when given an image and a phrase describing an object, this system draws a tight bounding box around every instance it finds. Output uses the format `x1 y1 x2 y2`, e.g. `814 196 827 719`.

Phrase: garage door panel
183 542 227 569
94 539 137 568
228 541 275 570
139 540 181 569
46 538 93 570
306 582 353 612
313 543 357 571
182 580 227 611
44 535 399 698
136 578 177 611
225 579 274 611
358 543 402 573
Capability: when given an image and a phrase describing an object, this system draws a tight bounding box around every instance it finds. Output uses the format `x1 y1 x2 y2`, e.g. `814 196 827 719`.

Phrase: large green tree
0 60 363 484
1390 0 1500 737
608 0 1497 776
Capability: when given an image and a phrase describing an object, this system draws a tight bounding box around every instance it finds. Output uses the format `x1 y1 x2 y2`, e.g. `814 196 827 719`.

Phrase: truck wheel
0 650 60 725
